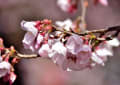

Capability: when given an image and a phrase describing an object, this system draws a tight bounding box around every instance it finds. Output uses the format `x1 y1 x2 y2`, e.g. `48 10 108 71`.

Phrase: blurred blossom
57 0 78 13
0 38 4 49
94 0 108 6
9 72 17 84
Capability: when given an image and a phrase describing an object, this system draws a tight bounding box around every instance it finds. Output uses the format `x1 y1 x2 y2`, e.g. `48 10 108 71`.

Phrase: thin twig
81 0 87 23
17 53 39 59
16 52 38 59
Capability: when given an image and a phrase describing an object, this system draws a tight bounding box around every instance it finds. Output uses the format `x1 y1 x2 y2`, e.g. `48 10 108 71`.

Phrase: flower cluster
21 19 120 71
0 38 18 85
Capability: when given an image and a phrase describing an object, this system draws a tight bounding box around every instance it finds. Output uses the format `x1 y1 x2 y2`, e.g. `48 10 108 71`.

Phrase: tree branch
53 25 120 36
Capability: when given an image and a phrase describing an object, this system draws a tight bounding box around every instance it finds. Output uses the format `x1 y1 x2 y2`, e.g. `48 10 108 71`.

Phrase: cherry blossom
91 52 105 66
21 20 38 52
49 41 67 68
63 35 92 71
94 0 108 6
106 38 120 47
21 20 120 71
57 0 78 13
21 20 51 53
65 35 84 54
38 44 50 57
0 61 11 78
56 19 72 31
91 38 120 66
0 39 17 84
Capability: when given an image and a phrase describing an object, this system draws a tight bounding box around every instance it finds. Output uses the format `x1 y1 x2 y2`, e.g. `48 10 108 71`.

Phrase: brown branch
53 25 120 36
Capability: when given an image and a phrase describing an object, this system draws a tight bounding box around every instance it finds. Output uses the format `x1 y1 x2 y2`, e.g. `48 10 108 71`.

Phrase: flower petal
38 44 50 57
106 38 120 47
91 53 104 66
0 61 11 78
22 32 36 50
21 20 38 36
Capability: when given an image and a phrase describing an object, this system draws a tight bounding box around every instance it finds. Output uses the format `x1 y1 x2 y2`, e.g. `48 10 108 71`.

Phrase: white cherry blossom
21 21 39 51
38 44 50 57
106 38 120 47
56 19 72 31
49 41 67 67
21 20 37 36
0 61 11 78
91 52 105 66
57 0 71 12
57 0 77 13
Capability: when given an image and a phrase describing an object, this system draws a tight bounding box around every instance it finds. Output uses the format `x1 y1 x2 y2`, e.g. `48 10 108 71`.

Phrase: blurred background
0 0 120 85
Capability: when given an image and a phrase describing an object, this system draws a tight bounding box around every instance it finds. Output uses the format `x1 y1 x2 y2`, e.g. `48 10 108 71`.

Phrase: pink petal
22 32 36 50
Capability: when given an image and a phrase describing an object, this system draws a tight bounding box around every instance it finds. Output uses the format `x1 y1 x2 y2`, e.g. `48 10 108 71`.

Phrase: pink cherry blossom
21 20 120 71
91 38 119 66
38 44 50 57
55 19 73 31
63 35 92 71
22 32 36 51
21 20 37 36
21 21 45 53
65 35 84 54
49 41 67 68
57 0 77 13
21 21 38 51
